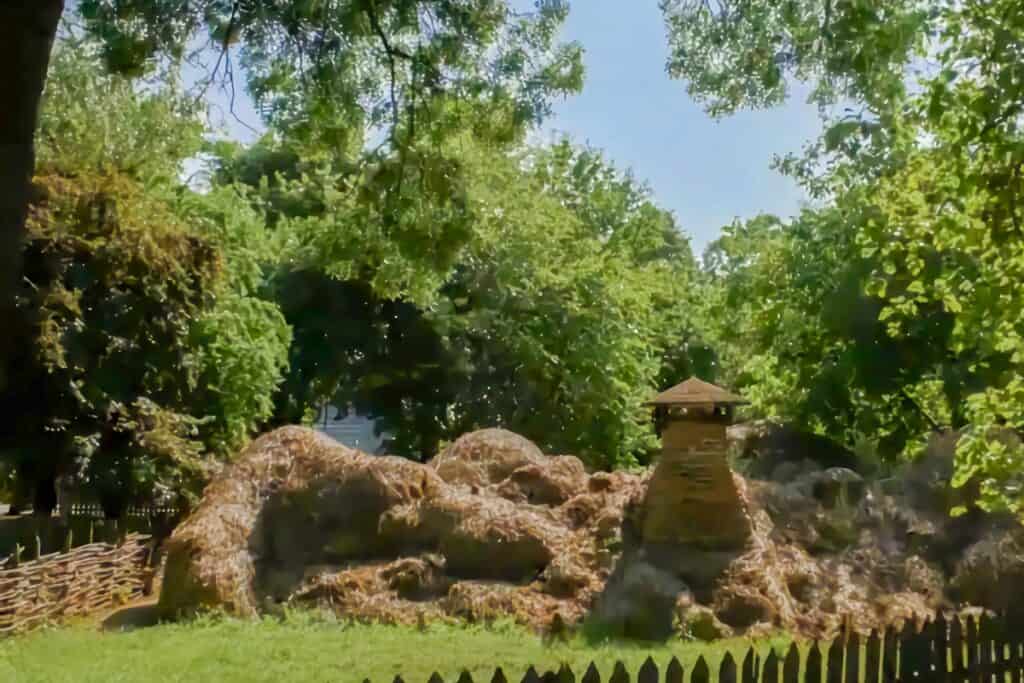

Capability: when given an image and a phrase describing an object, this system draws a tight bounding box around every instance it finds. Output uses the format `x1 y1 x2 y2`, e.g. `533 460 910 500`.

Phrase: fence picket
865 630 881 683
995 613 1010 683
691 656 710 683
1012 614 1024 683
666 657 683 683
899 621 919 681
720 652 737 683
951 616 967 683
924 618 939 679
763 650 779 683
882 628 898 683
637 658 656 683
742 647 757 683
845 630 860 683
1012 612 1022 681
806 642 822 683
368 612 1024 683
826 637 843 683
967 616 980 683
783 644 800 683
999 615 1010 682
979 615 994 683
934 614 949 683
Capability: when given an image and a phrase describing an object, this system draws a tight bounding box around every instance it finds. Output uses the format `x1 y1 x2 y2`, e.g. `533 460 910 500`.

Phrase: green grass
0 612 790 683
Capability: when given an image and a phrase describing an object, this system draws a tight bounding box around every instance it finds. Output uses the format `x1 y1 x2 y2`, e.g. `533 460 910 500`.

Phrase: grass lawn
0 612 790 683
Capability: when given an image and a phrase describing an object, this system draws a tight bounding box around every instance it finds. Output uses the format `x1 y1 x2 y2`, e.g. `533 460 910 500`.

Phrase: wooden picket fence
64 503 180 520
383 612 1024 683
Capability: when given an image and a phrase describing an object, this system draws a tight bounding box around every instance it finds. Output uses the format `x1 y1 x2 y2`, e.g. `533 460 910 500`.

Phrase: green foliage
672 0 1024 511
77 0 586 310
175 186 292 457
223 135 705 467
7 172 220 512
2 40 292 512
702 208 953 457
37 38 204 182
79 0 584 147
662 0 932 116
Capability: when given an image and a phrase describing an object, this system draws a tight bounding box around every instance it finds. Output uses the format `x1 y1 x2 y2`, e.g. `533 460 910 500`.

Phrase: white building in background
314 403 392 454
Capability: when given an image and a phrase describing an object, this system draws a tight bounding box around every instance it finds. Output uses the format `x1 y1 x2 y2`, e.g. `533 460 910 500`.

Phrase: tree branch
365 0 410 132
193 2 238 104
900 387 943 433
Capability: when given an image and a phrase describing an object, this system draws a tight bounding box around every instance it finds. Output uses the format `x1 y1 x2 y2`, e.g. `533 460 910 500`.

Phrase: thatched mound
161 425 1024 639
159 427 641 627
950 525 1024 612
159 428 444 616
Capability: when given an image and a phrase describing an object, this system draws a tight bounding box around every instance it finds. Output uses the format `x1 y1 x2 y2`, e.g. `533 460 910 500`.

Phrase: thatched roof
645 377 748 406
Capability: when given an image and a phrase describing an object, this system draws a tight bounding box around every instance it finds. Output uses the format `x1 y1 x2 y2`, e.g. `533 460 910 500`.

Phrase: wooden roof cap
645 377 748 406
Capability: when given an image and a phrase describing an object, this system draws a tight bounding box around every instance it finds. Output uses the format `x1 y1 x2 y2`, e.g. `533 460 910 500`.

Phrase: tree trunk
33 472 57 517
0 0 65 393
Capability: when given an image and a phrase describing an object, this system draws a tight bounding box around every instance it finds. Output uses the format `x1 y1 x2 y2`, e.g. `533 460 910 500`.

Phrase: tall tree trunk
0 0 65 392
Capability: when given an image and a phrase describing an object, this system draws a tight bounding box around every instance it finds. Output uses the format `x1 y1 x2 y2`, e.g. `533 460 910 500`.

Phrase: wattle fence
383 613 1024 683
0 533 155 635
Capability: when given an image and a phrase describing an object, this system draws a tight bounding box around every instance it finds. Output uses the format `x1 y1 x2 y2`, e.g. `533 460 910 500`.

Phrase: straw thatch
160 424 1024 639
159 427 642 625
645 377 748 406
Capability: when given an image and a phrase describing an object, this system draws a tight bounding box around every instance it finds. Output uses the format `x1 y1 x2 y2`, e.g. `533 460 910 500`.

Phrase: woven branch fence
379 612 1024 683
0 533 154 635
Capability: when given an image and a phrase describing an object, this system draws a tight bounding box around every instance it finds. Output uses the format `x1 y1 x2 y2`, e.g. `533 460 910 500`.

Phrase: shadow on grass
101 603 162 632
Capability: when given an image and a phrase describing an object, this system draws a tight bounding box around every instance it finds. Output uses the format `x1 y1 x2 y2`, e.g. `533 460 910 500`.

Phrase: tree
667 0 1024 510
0 0 582 426
220 133 706 467
4 171 221 516
702 209 955 457
662 0 931 116
0 0 65 396
0 41 291 515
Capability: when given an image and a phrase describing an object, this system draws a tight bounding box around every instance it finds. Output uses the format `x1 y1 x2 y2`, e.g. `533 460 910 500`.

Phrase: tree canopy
5 0 1024 523
668 0 1024 512
0 41 291 515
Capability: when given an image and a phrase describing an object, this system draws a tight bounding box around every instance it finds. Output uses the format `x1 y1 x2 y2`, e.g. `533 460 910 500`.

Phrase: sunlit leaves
675 0 1024 514
80 0 584 150
37 38 204 182
3 42 293 509
662 0 931 116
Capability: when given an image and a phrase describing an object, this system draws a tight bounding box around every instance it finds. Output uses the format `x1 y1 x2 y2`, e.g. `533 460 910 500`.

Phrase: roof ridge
645 377 748 406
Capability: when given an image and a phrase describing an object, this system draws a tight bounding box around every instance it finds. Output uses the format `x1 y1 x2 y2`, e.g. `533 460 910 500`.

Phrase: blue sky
541 0 823 251
200 1 824 252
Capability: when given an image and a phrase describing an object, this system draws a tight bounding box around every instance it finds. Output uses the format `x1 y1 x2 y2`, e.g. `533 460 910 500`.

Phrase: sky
541 0 823 251
198 1 824 253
